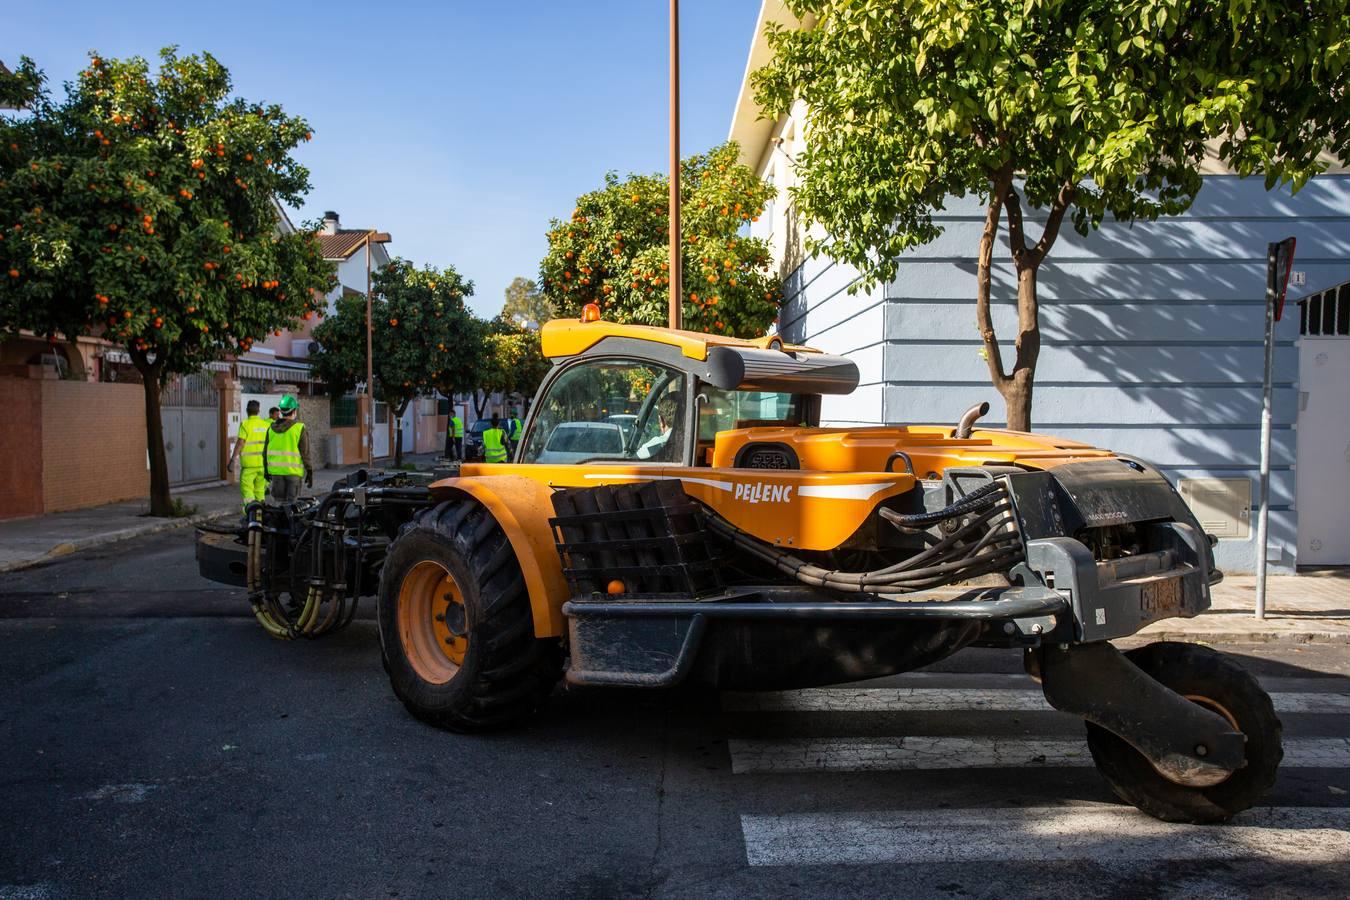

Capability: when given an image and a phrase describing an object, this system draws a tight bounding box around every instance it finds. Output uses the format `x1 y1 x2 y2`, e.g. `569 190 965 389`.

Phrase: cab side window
520 359 686 465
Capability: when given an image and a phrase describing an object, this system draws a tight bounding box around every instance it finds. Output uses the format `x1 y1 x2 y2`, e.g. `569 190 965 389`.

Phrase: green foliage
0 49 334 375
311 257 478 415
539 142 781 336
754 0 1350 291
753 1 1350 428
500 276 554 329
479 316 551 404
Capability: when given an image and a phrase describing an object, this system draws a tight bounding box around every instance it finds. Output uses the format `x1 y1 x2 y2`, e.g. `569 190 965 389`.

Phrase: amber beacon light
581 303 602 323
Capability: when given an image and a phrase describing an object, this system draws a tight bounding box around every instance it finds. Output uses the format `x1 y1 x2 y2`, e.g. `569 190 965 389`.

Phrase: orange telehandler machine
198 309 1281 824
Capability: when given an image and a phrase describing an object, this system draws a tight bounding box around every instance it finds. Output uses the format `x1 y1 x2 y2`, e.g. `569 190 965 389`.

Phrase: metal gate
162 372 220 485
1296 285 1350 565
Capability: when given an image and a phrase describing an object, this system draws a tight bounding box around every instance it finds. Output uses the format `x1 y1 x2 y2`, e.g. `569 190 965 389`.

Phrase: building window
330 393 358 428
437 397 450 415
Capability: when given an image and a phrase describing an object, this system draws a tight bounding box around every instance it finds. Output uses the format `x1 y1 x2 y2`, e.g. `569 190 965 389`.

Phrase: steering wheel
626 370 678 456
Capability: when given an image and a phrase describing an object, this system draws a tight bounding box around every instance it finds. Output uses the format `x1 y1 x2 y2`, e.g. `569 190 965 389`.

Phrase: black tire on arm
1085 641 1283 824
378 499 562 732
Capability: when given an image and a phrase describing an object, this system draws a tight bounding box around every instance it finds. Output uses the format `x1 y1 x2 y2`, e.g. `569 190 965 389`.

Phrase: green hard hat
279 394 299 412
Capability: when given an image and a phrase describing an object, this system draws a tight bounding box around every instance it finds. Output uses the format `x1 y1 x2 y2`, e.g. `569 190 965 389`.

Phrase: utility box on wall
1177 477 1252 540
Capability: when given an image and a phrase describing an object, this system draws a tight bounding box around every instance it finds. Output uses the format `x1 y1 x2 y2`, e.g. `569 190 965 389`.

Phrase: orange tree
474 317 550 417
0 51 332 514
539 142 780 336
310 258 477 465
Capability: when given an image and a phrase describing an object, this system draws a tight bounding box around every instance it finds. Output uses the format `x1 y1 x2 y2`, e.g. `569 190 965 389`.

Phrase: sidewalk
0 453 443 573
1139 570 1350 645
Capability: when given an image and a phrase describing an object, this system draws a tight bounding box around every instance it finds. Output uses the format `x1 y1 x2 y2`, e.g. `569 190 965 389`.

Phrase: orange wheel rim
1184 694 1241 731
398 560 468 685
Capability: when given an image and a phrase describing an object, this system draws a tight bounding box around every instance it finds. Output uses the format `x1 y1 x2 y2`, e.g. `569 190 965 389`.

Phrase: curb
1126 628 1350 646
0 509 233 574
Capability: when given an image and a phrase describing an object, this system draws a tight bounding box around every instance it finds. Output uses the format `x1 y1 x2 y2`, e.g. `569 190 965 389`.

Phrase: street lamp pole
365 232 374 465
359 230 392 466
668 0 682 330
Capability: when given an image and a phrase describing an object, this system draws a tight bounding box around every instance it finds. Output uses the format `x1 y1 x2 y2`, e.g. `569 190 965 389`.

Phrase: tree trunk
132 353 172 516
474 390 488 418
1000 264 1041 432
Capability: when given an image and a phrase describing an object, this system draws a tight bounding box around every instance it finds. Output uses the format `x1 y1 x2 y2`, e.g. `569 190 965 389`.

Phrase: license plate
1140 576 1184 616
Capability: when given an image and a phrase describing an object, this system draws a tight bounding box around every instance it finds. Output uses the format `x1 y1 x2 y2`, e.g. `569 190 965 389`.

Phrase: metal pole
668 0 682 330
1254 247 1277 620
365 232 374 466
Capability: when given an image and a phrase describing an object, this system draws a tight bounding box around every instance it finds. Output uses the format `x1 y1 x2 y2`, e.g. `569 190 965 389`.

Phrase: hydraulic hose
878 481 1005 528
706 480 1024 596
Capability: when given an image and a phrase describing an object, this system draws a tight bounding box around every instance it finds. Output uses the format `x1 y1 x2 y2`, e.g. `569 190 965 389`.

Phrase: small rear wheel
1086 641 1283 823
378 500 562 732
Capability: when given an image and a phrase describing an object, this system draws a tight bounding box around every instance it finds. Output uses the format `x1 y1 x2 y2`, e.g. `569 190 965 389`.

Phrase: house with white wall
728 1 1350 574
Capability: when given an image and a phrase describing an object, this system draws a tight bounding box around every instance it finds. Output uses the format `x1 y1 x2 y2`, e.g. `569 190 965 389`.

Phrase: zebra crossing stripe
728 737 1350 774
740 806 1350 866
722 688 1350 714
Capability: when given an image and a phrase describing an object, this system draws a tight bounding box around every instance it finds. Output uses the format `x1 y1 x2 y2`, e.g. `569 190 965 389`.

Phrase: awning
234 357 320 383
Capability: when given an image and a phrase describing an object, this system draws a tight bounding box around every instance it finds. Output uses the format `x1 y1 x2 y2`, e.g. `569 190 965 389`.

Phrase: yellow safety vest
450 415 464 438
237 416 270 470
265 422 305 476
510 418 523 442
482 427 508 463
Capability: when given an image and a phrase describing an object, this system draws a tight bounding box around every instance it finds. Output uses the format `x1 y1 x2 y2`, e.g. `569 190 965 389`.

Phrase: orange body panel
710 425 1115 475
438 426 1118 639
428 475 572 639
540 317 817 361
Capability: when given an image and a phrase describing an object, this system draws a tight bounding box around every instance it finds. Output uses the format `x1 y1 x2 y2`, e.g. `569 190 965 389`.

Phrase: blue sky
9 0 763 317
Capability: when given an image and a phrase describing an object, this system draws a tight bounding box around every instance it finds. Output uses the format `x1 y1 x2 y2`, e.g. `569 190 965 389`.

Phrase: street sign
1255 237 1296 620
1268 237 1296 322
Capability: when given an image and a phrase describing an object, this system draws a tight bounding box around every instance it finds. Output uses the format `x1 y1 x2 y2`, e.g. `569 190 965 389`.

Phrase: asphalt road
2 532 1349 899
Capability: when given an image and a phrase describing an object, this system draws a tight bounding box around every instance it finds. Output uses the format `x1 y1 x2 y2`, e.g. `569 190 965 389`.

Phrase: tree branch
1030 182 1076 266
977 167 1015 388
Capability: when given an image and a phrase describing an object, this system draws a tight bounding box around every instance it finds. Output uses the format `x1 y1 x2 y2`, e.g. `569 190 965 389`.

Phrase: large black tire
1086 642 1283 823
378 500 562 732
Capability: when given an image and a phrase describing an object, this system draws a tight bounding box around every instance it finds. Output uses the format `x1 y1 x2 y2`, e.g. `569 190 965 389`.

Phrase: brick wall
41 380 148 513
0 378 43 518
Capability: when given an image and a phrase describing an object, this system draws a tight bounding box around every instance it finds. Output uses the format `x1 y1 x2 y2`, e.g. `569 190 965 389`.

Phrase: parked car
463 419 495 461
535 421 626 464
605 414 639 443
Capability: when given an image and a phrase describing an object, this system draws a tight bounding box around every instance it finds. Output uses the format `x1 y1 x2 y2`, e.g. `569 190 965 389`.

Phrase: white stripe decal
728 737 1350 774
581 473 898 500
582 473 736 492
740 806 1350 866
723 688 1350 715
796 482 898 501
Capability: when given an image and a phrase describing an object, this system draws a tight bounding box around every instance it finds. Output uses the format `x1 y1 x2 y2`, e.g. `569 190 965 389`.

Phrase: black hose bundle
707 482 1024 596
246 499 360 640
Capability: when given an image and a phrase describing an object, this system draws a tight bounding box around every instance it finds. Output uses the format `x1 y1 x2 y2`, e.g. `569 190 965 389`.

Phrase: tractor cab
520 309 854 469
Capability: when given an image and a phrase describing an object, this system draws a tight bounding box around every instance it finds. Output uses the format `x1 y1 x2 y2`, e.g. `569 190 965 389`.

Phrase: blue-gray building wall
774 175 1350 574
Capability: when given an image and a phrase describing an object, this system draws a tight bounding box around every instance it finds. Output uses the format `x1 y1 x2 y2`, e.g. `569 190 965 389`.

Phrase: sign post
1255 237 1295 620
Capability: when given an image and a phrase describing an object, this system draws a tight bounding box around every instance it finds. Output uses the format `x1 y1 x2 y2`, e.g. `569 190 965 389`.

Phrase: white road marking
723 687 1350 715
728 737 1350 774
740 806 1350 866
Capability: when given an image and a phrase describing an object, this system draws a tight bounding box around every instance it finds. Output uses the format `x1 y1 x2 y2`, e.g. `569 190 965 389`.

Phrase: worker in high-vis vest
227 399 271 511
446 410 464 461
264 394 313 501
481 415 510 463
508 409 524 443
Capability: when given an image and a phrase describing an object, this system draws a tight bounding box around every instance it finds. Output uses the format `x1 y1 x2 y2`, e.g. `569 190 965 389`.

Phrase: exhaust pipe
955 402 990 439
